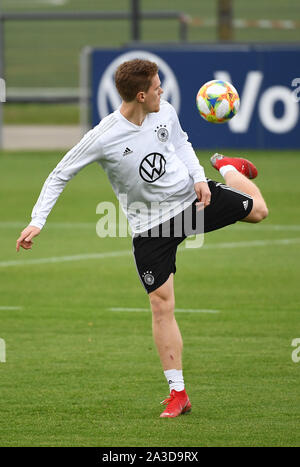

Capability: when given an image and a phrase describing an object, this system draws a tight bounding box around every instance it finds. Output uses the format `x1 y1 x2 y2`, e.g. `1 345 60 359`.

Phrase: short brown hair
115 59 158 102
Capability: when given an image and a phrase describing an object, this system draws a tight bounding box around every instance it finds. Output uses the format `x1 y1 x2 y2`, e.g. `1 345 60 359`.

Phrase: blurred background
0 0 299 149
1 1 300 448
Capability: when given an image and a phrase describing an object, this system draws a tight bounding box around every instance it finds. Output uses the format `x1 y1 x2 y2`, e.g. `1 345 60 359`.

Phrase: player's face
143 74 163 113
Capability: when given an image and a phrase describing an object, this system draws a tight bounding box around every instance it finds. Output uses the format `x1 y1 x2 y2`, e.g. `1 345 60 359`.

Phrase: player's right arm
16 126 103 252
16 226 41 252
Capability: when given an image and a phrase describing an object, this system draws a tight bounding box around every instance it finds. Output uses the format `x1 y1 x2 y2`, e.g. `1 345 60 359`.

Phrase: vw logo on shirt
139 153 166 183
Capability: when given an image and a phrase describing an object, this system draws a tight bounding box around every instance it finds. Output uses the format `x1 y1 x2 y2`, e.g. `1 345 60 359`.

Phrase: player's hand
16 226 41 252
194 181 211 211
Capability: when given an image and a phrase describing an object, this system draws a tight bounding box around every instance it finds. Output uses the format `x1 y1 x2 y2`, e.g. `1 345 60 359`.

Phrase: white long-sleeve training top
30 100 206 234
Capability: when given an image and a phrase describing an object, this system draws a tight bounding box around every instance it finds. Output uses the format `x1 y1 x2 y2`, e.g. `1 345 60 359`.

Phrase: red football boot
160 389 192 418
210 153 258 179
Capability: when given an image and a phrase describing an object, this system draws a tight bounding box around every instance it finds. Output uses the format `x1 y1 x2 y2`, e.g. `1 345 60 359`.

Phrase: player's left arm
170 104 211 207
193 181 211 209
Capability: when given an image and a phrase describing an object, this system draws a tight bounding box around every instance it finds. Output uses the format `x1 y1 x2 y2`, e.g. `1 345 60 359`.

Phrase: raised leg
210 153 268 223
223 170 268 223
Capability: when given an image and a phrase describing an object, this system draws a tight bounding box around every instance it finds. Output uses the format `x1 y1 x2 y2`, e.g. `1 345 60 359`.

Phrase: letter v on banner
214 70 263 133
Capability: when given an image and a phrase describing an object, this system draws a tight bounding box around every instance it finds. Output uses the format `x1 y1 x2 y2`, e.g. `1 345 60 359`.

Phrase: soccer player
16 59 268 418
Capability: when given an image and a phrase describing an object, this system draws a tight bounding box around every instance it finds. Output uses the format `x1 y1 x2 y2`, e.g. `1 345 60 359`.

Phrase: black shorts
132 179 253 294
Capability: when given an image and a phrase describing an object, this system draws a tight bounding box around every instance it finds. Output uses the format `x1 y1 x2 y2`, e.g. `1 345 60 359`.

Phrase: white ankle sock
164 369 184 392
219 164 238 178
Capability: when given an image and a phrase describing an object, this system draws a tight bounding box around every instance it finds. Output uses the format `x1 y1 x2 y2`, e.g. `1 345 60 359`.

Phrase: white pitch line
194 238 300 250
0 306 23 310
1 237 299 268
108 307 220 313
4 0 67 5
0 250 131 268
234 224 300 232
0 221 96 229
2 221 300 231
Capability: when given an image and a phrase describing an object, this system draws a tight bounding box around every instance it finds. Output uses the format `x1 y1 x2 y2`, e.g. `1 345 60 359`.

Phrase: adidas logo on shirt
243 200 249 210
123 147 133 157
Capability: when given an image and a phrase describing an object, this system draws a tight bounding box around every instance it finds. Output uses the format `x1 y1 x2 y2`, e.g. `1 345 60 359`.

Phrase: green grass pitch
2 0 300 89
0 149 300 447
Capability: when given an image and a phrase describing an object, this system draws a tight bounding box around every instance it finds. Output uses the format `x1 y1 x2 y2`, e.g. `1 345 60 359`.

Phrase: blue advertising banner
88 45 300 149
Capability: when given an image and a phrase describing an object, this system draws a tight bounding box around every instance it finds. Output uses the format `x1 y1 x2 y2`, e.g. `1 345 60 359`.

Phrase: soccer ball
196 79 240 123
